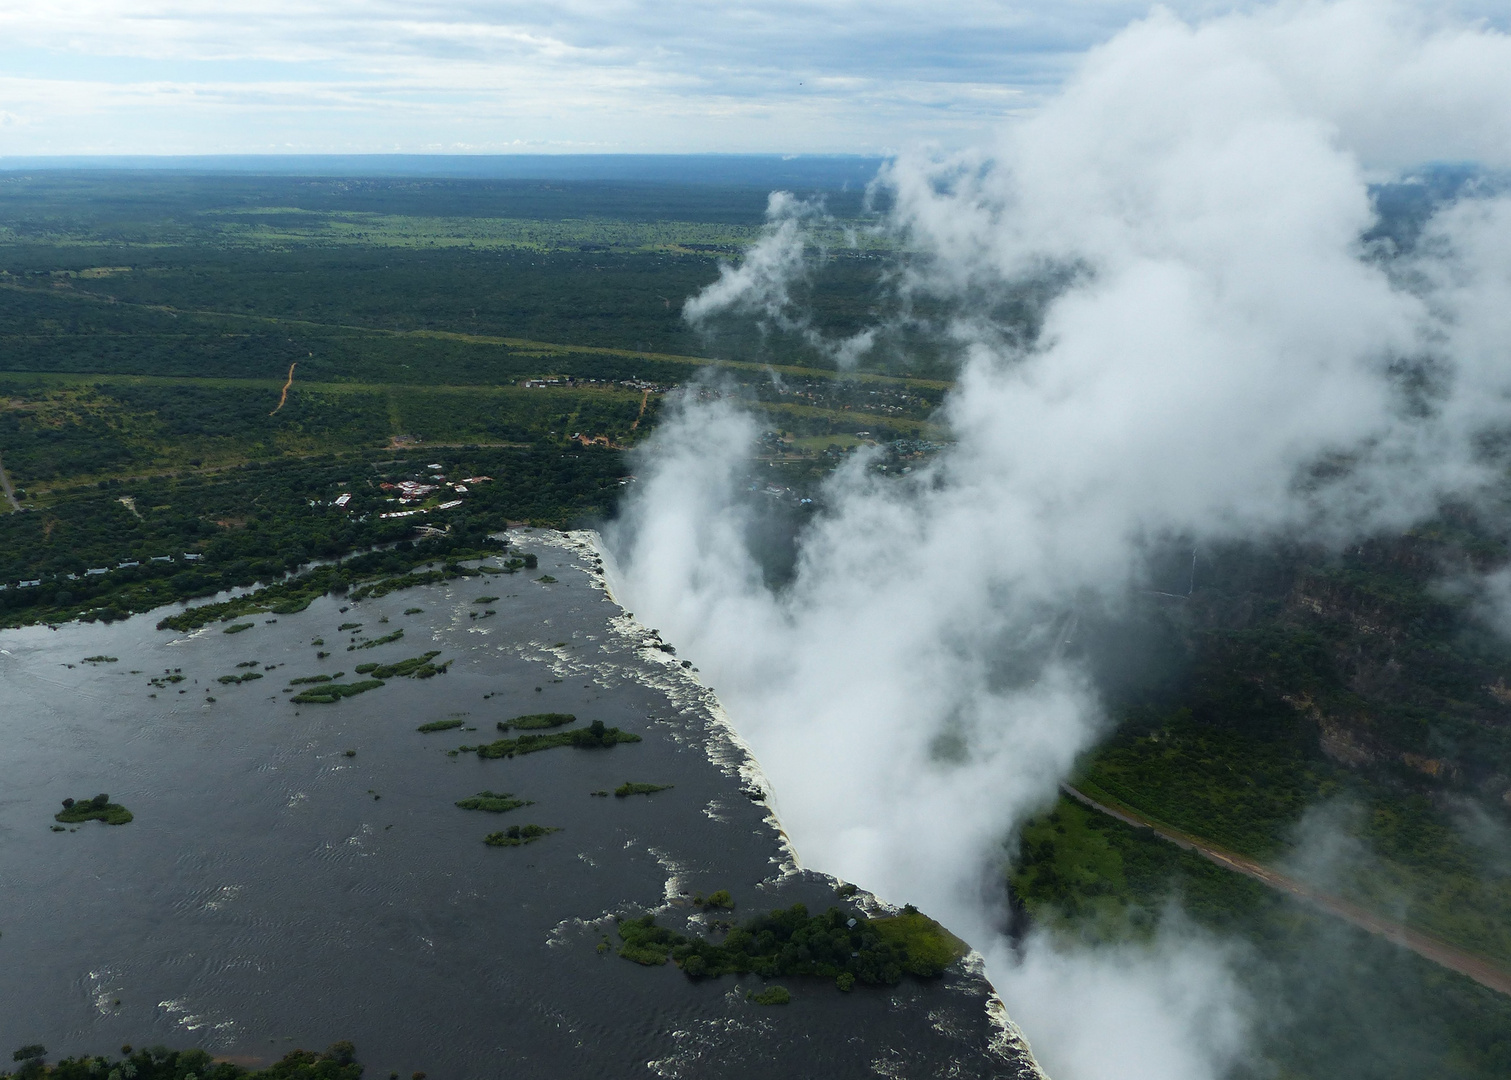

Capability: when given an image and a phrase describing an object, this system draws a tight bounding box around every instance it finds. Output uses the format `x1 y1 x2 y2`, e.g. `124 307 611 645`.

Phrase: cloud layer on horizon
3 0 1503 156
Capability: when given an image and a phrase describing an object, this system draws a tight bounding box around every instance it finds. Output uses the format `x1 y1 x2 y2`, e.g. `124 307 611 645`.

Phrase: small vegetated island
615 782 673 797
54 794 132 826
354 650 449 679
217 671 264 685
288 651 449 703
352 628 403 651
3 1040 364 1080
494 712 576 733
455 790 532 813
616 900 967 994
483 824 558 847
460 718 639 759
289 679 385 705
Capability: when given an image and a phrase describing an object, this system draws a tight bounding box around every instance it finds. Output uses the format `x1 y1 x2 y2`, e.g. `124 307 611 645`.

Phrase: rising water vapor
610 3 1511 1076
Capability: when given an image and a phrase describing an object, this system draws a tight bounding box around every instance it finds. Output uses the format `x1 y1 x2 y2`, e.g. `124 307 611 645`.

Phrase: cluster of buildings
2 552 204 592
376 465 492 521
520 376 667 392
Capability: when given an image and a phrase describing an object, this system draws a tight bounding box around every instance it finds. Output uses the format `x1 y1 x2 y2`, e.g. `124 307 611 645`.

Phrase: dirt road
0 449 20 512
1062 783 1511 997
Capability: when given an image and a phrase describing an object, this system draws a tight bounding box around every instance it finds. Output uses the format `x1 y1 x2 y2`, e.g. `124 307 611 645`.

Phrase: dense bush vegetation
614 782 672 797
289 679 384 705
54 794 132 825
455 791 530 813
465 719 640 758
3 1041 363 1080
483 824 557 847
1010 796 1511 1080
0 443 625 629
616 902 966 988
496 712 574 732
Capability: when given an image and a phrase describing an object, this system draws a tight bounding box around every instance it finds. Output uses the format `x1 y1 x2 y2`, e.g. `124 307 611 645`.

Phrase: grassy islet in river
289 679 384 705
464 719 639 758
483 824 558 847
496 712 575 732
615 782 673 797
54 794 133 826
455 791 532 813
616 902 966 988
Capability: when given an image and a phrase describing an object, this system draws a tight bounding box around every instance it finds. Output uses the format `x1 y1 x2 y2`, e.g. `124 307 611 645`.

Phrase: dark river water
0 532 1042 1079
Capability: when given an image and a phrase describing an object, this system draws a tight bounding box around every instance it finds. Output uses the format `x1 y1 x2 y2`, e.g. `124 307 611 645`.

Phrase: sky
0 0 1496 156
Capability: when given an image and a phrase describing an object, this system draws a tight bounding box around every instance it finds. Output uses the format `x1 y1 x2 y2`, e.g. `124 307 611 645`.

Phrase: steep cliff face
1097 519 1511 803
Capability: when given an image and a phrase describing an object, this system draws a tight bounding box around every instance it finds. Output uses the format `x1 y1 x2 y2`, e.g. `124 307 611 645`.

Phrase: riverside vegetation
1 1041 364 1080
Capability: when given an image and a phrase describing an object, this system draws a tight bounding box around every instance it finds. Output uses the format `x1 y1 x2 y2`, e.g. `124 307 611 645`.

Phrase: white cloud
610 2 1511 1076
0 1 1377 154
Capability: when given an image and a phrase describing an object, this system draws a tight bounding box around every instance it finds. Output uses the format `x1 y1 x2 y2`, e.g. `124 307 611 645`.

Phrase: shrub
483 824 558 847
749 985 791 1006
615 782 673 797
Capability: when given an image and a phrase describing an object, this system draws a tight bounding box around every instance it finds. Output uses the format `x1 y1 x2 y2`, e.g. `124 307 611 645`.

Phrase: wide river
0 531 1041 1079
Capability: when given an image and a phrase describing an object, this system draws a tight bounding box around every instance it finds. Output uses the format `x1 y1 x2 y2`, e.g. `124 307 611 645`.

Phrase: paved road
1062 783 1511 997
0 449 19 512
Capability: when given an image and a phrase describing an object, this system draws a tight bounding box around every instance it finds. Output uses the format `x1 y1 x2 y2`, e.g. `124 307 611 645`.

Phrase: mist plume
609 4 1511 1077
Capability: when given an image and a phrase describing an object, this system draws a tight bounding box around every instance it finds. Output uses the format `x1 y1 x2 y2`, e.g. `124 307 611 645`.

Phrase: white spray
611 4 1511 1077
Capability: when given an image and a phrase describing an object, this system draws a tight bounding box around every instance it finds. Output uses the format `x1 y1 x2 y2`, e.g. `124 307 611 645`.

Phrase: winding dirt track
1062 783 1511 997
269 362 297 415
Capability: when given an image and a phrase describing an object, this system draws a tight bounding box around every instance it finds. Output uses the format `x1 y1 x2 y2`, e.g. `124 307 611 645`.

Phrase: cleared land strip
0 280 955 392
1061 782 1511 997
0 448 20 512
